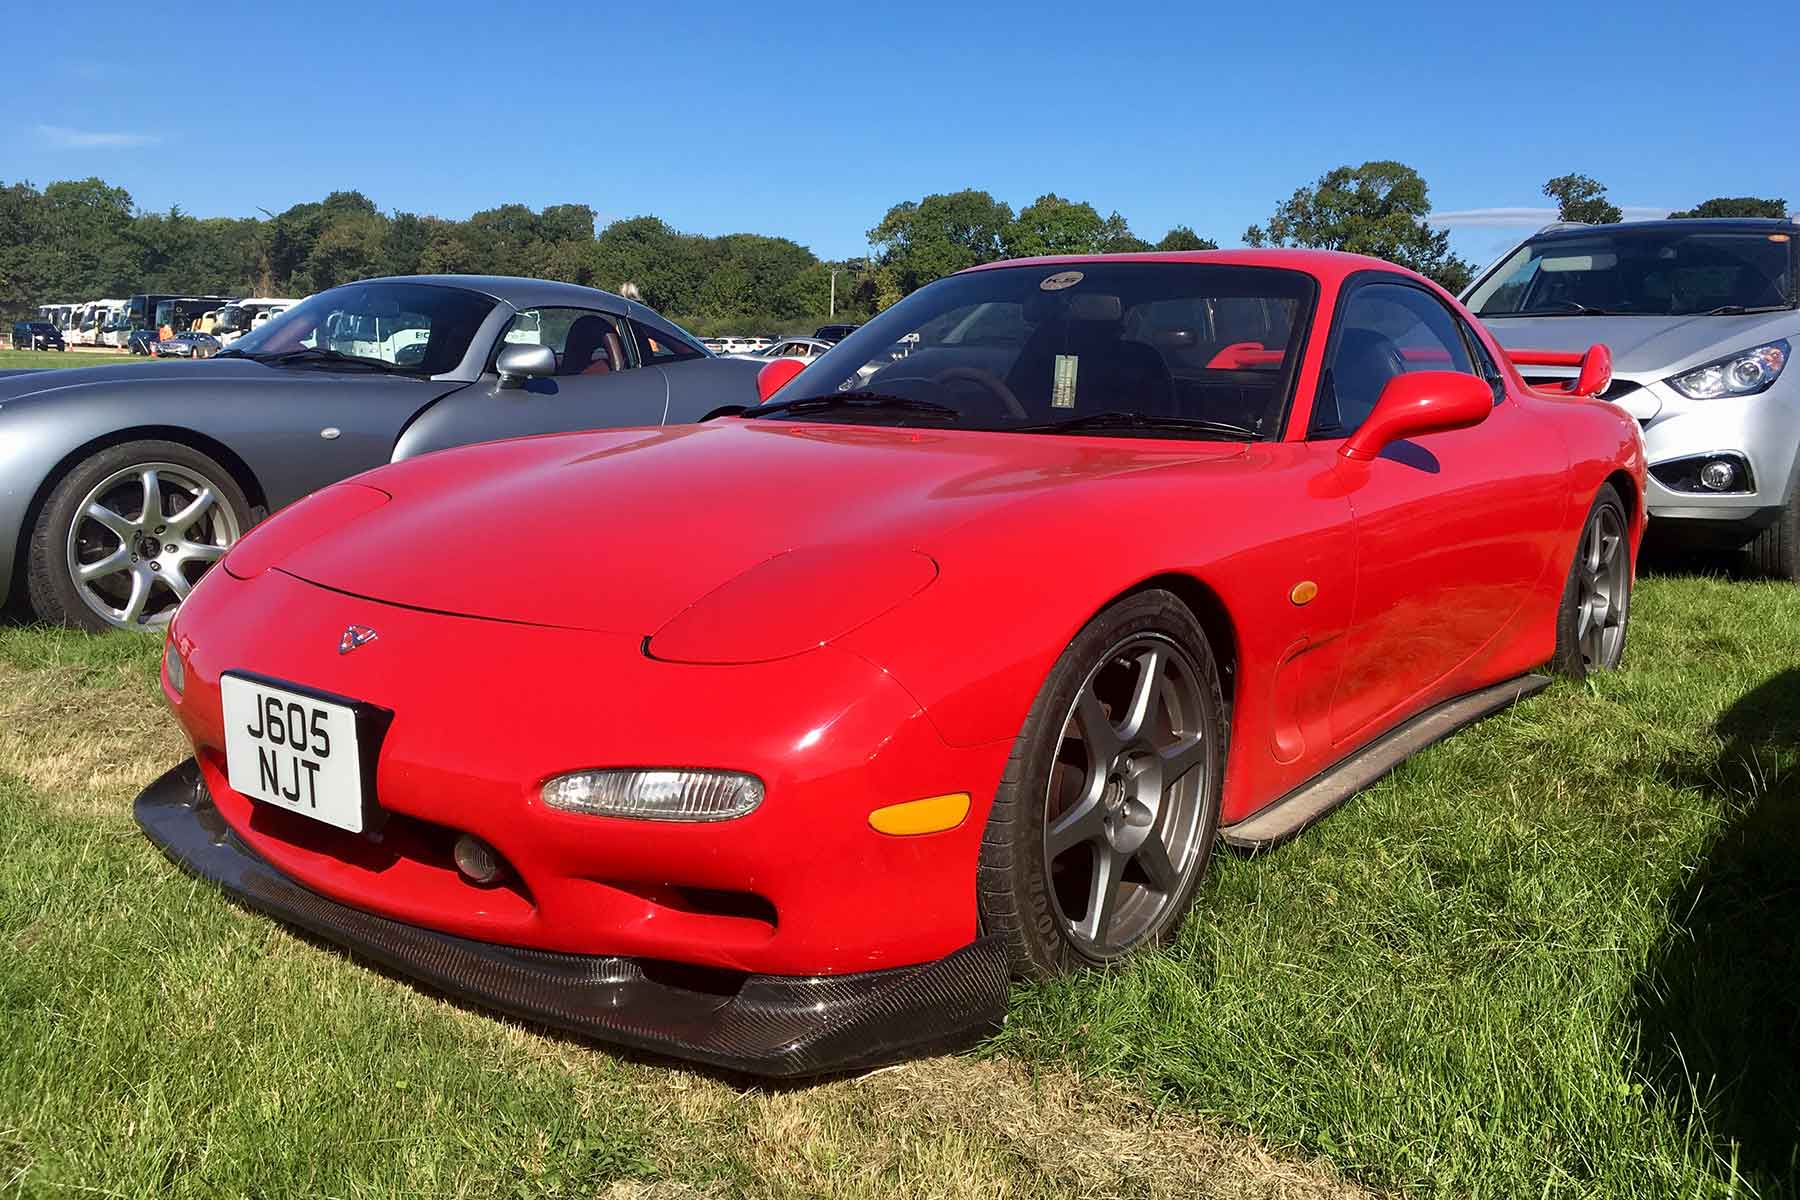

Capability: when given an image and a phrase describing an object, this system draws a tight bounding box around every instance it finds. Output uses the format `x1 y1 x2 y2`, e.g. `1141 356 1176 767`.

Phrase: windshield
214 304 251 333
763 262 1314 437
228 282 497 373
1468 228 1796 317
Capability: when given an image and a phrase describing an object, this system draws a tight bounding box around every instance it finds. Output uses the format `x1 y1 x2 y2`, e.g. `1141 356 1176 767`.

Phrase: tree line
1 167 1785 334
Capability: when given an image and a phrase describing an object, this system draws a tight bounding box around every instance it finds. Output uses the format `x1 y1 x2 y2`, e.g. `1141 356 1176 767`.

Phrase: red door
1307 279 1567 744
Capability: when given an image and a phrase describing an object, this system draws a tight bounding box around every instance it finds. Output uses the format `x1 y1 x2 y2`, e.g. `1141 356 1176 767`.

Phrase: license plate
221 674 369 833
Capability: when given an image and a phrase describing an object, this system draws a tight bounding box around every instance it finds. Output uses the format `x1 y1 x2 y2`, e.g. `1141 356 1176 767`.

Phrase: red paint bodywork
160 250 1646 978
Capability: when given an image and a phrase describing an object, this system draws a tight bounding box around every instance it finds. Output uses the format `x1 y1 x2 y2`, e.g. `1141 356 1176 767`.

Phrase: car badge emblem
338 625 378 655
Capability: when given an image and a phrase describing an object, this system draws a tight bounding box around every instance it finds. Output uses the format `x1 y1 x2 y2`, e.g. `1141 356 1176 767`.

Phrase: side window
498 307 631 376
1310 282 1476 438
632 320 706 364
1457 316 1506 403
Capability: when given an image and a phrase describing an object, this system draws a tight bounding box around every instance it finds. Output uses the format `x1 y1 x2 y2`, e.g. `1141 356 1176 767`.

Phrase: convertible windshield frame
758 260 1320 442
1466 225 1799 319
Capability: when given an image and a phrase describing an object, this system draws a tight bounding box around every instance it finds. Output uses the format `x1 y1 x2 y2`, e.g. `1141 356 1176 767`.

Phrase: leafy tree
866 189 1014 301
1246 161 1473 291
1155 226 1218 251
1004 194 1131 258
1542 174 1622 224
1667 197 1788 219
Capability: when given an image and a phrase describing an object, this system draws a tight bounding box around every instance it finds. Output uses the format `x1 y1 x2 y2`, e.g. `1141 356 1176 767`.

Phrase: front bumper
136 759 1009 1078
1631 377 1798 528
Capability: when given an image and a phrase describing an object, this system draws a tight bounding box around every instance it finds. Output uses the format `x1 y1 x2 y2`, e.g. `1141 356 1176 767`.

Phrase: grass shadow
1632 667 1800 1191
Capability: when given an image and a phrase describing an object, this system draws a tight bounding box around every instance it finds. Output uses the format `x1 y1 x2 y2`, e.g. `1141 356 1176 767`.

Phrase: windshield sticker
1052 355 1079 408
1039 271 1084 292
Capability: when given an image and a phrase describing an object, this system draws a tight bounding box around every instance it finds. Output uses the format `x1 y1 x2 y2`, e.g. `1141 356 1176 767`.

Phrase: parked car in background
154 331 223 358
127 329 159 355
12 321 66 351
134 249 1643 1078
1465 217 1799 577
0 275 762 630
812 322 861 342
728 336 833 363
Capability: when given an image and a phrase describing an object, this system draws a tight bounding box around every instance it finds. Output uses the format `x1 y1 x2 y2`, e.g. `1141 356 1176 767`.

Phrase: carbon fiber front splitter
134 760 1009 1078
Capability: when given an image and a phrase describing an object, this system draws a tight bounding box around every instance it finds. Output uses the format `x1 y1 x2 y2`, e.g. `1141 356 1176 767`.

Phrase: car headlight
1667 340 1788 400
541 768 764 821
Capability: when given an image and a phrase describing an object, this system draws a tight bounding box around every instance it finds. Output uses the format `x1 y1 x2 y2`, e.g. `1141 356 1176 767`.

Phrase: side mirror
1340 371 1492 462
756 356 807 402
496 342 556 388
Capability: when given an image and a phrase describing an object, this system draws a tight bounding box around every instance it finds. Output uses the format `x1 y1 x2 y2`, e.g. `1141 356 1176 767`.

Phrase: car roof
956 248 1436 289
1529 217 1798 241
353 274 631 310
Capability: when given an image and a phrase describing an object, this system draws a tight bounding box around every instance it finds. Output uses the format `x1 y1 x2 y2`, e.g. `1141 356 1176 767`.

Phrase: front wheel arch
12 425 268 603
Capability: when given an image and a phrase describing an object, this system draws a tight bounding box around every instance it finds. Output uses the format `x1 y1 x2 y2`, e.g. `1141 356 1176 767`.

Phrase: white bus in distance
212 298 301 346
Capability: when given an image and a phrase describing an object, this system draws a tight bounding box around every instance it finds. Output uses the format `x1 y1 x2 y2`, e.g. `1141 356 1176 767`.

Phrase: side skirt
1219 672 1552 852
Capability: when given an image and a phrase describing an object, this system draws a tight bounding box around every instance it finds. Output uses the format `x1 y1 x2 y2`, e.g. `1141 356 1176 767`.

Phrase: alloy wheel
1042 633 1214 958
65 462 240 629
1575 503 1629 671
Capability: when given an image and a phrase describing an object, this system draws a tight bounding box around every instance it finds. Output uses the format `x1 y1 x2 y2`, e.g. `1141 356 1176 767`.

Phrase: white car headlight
1667 339 1788 400
541 768 764 821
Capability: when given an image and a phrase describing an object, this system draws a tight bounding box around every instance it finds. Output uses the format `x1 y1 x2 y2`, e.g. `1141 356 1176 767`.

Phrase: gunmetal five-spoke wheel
1553 483 1632 679
27 439 253 632
1044 634 1213 957
978 589 1226 978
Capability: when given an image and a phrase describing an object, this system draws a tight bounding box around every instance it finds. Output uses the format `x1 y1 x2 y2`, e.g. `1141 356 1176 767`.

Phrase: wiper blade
254 346 420 374
1705 303 1796 316
1021 410 1260 440
1486 304 1615 317
745 391 961 419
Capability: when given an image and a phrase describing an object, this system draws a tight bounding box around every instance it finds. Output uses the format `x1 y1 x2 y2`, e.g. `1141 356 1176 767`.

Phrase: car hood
271 420 1242 635
0 357 280 403
1480 310 1797 377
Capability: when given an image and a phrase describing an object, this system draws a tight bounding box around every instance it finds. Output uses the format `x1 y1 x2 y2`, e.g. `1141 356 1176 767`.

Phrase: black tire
27 439 252 632
1551 483 1632 679
1745 487 1800 581
977 589 1226 980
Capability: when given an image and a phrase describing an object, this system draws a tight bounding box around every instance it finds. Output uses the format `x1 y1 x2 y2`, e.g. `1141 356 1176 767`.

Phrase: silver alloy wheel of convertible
1575 500 1630 671
65 461 240 629
1042 633 1212 958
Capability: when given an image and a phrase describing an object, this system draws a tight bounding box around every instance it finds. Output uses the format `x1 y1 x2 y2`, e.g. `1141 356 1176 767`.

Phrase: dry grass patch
0 644 181 816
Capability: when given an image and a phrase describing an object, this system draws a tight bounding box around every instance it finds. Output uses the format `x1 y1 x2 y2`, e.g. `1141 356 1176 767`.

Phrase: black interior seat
561 316 621 376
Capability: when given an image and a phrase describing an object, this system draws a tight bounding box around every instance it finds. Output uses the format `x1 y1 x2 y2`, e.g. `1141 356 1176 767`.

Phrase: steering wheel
933 366 1027 419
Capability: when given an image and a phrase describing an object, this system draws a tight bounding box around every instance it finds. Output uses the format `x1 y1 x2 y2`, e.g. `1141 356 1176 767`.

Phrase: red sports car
137 250 1644 1076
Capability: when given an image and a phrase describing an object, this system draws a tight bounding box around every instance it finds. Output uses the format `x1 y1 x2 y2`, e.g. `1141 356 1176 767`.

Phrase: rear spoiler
1505 344 1613 398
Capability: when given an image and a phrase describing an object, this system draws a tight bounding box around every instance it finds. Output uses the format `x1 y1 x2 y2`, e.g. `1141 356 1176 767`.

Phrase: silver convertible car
0 276 760 630
1465 218 1797 576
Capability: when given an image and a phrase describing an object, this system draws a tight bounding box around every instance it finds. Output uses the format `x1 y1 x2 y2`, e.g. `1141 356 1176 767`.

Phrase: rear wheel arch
1603 468 1642 545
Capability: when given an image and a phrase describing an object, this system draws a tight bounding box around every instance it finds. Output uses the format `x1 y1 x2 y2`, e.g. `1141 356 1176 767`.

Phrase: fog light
1699 460 1737 491
453 835 503 884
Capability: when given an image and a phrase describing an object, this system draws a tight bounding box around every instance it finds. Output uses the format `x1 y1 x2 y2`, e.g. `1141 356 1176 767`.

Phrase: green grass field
2 571 1795 1198
0 348 152 370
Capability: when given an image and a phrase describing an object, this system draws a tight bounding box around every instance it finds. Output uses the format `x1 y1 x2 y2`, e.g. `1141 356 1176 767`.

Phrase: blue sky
6 0 1795 275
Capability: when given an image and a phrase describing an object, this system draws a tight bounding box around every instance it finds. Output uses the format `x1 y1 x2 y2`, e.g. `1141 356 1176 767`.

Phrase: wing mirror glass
496 342 556 388
756 356 808 402
1341 371 1493 462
